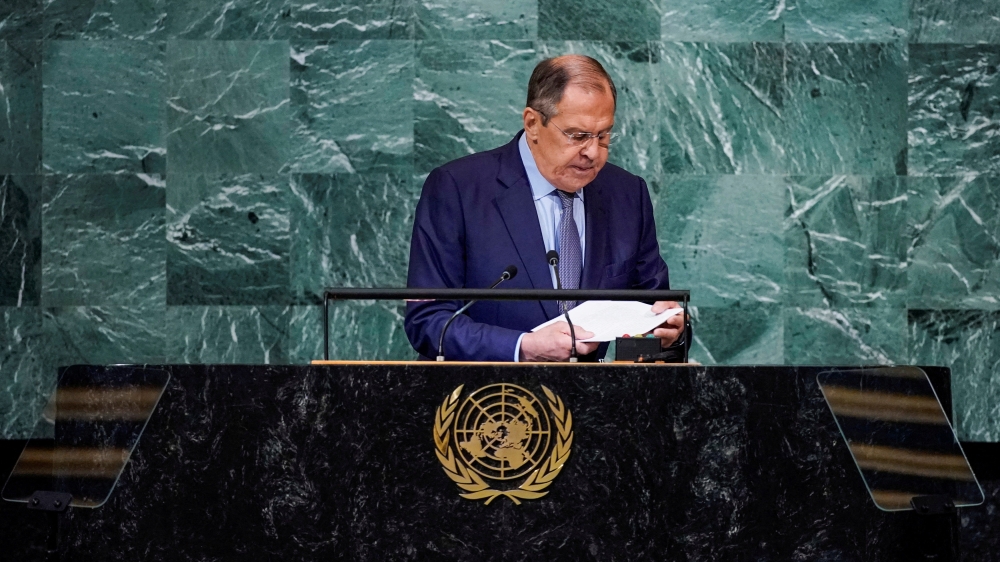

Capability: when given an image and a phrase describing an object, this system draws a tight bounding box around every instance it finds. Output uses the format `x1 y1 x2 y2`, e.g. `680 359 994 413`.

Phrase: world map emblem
433 383 573 504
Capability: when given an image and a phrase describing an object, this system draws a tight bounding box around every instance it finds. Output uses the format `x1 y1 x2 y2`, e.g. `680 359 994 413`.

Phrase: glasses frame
534 109 617 148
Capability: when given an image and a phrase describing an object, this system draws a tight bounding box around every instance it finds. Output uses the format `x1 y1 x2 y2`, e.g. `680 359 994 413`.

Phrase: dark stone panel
166 40 290 175
784 306 907 365
0 307 45 438
166 0 290 39
959 444 1000 562
908 45 1000 176
41 174 165 307
42 40 165 174
41 305 167 378
689 304 783 365
0 175 40 306
538 0 658 41
289 0 414 40
910 0 1000 44
43 0 166 40
416 0 535 40
166 174 290 305
288 303 415 363
0 40 42 174
165 305 289 363
0 0 42 40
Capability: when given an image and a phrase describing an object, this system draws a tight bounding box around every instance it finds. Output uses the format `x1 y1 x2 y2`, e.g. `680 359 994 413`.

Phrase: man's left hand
650 301 686 348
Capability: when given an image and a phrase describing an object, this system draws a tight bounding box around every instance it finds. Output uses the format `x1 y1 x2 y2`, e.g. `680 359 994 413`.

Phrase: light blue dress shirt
513 133 586 360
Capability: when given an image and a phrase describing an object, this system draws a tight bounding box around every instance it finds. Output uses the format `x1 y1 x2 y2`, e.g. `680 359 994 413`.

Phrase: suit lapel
582 178 608 290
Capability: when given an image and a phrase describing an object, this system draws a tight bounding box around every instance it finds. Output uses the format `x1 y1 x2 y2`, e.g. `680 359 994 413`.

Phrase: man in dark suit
405 55 685 362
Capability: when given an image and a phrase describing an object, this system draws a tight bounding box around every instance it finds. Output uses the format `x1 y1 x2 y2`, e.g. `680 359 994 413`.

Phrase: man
405 55 685 362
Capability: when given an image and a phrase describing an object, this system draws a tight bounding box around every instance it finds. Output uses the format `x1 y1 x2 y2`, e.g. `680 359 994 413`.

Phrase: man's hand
650 301 686 348
519 322 599 362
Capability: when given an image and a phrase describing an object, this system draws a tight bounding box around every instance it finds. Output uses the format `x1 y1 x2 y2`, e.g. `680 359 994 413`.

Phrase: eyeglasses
536 110 618 148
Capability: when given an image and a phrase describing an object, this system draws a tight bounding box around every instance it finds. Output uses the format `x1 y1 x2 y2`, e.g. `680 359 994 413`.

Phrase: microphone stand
547 252 578 363
436 267 517 361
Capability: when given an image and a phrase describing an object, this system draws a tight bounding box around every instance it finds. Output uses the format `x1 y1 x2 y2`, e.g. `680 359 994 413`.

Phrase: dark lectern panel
13 365 968 560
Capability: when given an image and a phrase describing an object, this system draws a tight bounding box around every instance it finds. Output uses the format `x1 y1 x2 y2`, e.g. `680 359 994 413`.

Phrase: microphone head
503 265 518 280
546 250 559 265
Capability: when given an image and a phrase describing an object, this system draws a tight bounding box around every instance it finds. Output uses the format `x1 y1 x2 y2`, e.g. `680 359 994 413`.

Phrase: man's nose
579 137 600 160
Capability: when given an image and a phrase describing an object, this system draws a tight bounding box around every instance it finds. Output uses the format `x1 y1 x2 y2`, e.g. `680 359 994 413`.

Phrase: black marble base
2 364 995 561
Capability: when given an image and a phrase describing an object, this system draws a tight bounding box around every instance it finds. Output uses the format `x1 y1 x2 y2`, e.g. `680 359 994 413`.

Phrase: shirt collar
518 132 584 202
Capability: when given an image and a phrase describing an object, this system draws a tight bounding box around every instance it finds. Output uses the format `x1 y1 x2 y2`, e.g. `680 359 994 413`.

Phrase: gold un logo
433 383 573 505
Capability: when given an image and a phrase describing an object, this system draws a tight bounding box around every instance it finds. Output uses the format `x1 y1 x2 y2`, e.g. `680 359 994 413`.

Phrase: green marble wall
1 1 998 441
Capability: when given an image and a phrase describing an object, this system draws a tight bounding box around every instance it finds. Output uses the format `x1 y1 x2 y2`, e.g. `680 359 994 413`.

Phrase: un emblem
433 384 573 504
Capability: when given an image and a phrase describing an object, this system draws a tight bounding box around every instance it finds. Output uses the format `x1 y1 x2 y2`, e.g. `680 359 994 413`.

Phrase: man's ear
522 107 539 143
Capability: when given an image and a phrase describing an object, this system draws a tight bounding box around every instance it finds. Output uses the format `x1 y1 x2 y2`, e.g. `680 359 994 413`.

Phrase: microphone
436 265 518 361
545 251 578 363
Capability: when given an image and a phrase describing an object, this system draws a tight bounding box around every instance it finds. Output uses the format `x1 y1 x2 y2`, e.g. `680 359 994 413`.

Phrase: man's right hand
519 321 599 362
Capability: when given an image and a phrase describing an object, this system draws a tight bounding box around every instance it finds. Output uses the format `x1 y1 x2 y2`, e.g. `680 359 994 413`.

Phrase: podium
0 363 981 560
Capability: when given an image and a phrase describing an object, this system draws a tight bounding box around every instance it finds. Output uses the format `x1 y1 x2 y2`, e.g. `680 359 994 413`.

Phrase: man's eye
570 133 591 141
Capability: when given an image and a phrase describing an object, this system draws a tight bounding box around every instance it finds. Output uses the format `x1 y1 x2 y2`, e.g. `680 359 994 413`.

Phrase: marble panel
660 0 784 42
166 305 289 363
42 174 165 307
167 173 290 305
783 306 907 365
0 40 42 174
537 42 661 185
290 0 414 40
783 42 907 175
166 40 290 175
42 40 165 174
656 175 784 306
0 175 40 306
414 40 536 175
289 173 416 304
43 0 165 40
166 0 290 39
289 40 414 174
658 42 786 174
538 0 659 41
0 306 45 438
908 45 1000 176
908 310 1000 442
785 176 908 307
907 176 1000 309
43 304 166 374
782 0 908 42
688 304 783 365
0 0 42 40
288 303 415 363
416 0 536 40
910 0 1000 44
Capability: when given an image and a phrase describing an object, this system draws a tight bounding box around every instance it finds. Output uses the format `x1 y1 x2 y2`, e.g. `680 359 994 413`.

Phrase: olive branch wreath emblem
433 384 573 505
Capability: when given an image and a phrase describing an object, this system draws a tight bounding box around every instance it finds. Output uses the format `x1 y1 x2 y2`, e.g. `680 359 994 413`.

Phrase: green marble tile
538 0 658 41
414 40 536 175
909 310 1000 441
910 0 1000 44
538 42 661 185
784 306 906 365
0 307 45 438
166 40 290 174
43 40 165 174
907 176 1000 309
290 173 416 304
783 0 908 42
660 0 783 42
658 42 786 174
288 303 415 363
0 0 42 40
416 0 536 40
0 175 40 306
688 304 783 365
166 305 289 363
656 175 784 306
290 0 414 40
289 40 414 174
167 0 290 39
167 173 290 305
42 174 166 307
783 42 907 175
43 0 165 40
908 45 1000 176
43 305 167 374
0 41 42 173
785 176 907 307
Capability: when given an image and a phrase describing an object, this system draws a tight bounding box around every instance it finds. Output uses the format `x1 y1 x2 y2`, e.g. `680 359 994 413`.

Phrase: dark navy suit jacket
405 132 671 361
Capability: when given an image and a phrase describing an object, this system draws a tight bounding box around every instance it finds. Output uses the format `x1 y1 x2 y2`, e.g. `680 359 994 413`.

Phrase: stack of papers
531 301 684 342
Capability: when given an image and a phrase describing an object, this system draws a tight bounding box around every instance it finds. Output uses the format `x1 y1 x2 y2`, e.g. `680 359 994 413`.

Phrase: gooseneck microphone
545 250 578 363
436 265 518 361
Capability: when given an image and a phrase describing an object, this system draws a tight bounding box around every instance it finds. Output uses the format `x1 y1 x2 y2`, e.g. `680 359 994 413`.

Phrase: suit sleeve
404 168 523 361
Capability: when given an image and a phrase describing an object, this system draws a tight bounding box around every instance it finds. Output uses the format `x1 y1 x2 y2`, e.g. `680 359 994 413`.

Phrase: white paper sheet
531 300 684 342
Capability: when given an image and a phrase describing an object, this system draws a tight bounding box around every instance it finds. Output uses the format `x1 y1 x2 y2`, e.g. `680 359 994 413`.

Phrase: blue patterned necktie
556 190 582 311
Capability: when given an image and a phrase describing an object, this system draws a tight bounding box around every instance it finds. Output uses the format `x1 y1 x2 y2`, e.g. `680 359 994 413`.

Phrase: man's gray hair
526 55 617 125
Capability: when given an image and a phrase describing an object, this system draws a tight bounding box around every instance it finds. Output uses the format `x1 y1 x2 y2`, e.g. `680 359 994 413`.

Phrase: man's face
523 84 615 193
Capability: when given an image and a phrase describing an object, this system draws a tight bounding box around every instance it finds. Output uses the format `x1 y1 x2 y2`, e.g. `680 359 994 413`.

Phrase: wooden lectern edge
310 360 703 366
